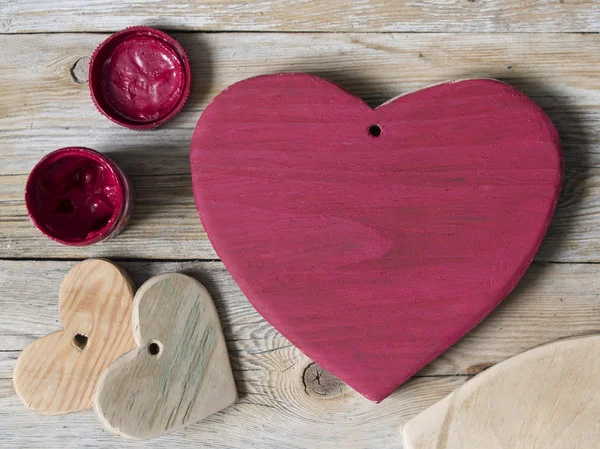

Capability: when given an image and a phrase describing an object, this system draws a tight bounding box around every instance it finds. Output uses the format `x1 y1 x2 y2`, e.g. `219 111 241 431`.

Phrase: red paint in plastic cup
89 26 191 130
25 147 133 246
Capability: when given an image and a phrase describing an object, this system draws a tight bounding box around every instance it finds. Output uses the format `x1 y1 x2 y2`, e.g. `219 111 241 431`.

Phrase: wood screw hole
368 124 382 137
148 342 161 356
73 333 88 350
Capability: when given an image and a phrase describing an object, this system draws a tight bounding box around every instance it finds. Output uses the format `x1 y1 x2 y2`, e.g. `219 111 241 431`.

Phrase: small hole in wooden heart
147 341 161 356
73 333 88 351
368 124 382 137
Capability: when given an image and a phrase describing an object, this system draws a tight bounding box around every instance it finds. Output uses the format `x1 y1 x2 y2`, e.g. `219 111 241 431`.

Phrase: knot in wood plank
302 363 349 399
70 56 90 84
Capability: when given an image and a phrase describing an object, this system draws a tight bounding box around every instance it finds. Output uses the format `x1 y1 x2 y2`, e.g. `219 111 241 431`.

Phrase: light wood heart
403 335 600 449
93 273 237 439
13 259 136 415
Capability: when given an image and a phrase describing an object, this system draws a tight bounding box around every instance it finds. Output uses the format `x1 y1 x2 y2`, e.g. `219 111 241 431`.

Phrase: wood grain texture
1 260 600 447
1 1 598 445
191 74 562 401
1 32 599 261
2 375 463 449
12 259 136 415
2 0 600 33
94 273 237 439
403 335 600 449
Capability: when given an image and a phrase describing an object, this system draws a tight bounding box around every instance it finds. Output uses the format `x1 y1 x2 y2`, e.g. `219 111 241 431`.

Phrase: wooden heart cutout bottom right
403 335 600 448
94 273 237 439
191 74 563 402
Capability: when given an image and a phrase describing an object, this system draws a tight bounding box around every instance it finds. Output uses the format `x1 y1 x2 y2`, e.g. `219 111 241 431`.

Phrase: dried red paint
89 26 191 130
191 74 563 402
25 147 132 246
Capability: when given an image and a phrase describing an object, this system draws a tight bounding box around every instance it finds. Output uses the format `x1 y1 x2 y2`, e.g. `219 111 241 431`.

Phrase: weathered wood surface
1 260 600 447
1 32 599 261
1 4 599 444
1 0 600 33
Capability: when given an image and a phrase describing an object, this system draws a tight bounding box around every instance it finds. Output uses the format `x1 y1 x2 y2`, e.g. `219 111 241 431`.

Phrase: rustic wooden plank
1 33 599 177
1 260 599 377
1 259 599 446
0 166 596 262
0 376 463 448
2 0 600 33
0 32 599 261
0 174 218 260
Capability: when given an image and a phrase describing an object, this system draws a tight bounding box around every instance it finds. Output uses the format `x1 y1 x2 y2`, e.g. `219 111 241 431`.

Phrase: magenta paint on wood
26 147 133 246
190 74 563 402
89 26 191 130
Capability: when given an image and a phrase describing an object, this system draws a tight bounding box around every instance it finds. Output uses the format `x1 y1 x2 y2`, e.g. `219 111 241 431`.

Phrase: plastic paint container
25 147 133 246
89 26 191 130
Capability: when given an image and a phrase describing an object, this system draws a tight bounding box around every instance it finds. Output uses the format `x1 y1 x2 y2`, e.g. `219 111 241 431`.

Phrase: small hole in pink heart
148 341 161 356
368 124 382 137
73 333 88 351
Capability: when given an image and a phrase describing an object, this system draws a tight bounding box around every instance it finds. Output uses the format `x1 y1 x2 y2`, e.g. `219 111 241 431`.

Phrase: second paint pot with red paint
25 147 133 246
89 26 191 130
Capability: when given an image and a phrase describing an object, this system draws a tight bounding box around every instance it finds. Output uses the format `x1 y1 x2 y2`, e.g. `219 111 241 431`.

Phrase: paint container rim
89 26 191 130
25 147 130 246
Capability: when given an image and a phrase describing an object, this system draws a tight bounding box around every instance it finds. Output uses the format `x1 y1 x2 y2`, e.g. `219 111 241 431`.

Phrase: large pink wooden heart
190 74 562 402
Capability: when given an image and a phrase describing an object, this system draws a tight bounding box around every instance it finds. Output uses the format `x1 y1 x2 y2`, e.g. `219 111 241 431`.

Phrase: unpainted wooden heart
190 74 563 402
93 273 237 439
403 335 600 448
13 259 136 414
